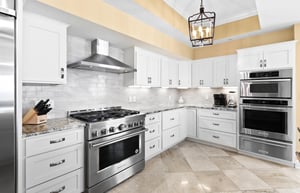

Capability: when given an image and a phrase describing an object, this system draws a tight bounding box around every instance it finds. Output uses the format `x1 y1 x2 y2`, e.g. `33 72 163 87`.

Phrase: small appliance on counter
22 99 52 125
213 93 227 107
227 91 237 108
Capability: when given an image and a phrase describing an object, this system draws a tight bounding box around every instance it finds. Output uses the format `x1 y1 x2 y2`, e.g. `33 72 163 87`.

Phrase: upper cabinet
124 47 161 87
23 12 68 84
192 58 213 88
161 57 178 88
213 55 238 87
178 61 191 88
237 41 296 71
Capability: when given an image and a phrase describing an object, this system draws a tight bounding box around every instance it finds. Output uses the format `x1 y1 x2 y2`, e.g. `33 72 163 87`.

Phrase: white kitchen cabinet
213 55 238 87
23 12 68 84
162 109 180 130
178 61 191 88
145 113 162 160
237 41 296 71
197 109 237 149
161 57 178 88
24 129 84 192
162 126 179 149
185 108 197 139
124 47 161 87
192 58 213 87
162 109 181 150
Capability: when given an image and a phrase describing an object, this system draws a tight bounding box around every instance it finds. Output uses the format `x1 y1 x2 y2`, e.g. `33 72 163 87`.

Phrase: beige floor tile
210 156 244 170
195 171 239 192
144 155 166 174
241 190 278 193
180 145 207 159
253 170 300 189
280 167 300 182
276 188 300 193
185 155 220 171
161 149 192 172
224 169 270 190
232 155 280 170
164 172 206 193
200 145 230 157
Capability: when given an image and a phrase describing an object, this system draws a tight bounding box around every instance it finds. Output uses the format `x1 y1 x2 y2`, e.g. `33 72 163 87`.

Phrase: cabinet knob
178 80 181 85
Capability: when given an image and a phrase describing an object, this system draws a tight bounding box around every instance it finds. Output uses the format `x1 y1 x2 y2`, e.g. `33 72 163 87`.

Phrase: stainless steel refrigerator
0 0 16 192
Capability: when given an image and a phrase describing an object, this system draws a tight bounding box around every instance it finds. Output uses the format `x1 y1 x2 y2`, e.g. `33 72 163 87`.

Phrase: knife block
23 108 47 125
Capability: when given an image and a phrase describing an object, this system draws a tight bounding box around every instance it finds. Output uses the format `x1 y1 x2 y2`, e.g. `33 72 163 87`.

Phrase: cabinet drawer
145 113 161 125
197 109 236 120
198 117 236 134
26 144 84 188
239 136 293 161
197 128 236 148
145 123 161 141
26 129 84 157
145 137 161 159
162 110 180 130
163 126 179 149
27 169 84 193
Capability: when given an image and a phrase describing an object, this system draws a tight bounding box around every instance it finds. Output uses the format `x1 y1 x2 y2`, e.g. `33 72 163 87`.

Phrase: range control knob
118 124 127 131
100 129 107 135
128 123 133 128
92 131 98 137
134 122 139 127
109 127 116 132
139 120 144 125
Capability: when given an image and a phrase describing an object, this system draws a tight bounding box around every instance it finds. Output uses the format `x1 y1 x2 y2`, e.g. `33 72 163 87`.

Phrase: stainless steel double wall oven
239 69 294 161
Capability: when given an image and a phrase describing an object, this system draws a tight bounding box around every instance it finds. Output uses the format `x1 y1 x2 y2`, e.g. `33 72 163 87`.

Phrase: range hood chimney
67 39 136 74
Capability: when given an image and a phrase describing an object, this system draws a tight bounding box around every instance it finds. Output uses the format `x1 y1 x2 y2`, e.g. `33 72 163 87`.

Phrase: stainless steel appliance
0 1 16 192
239 69 294 162
213 93 227 107
69 107 146 193
240 69 292 99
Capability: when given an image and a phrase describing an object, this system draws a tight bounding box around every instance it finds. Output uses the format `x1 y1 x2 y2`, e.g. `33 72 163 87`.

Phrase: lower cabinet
26 169 84 193
197 109 237 148
145 113 162 160
162 126 179 149
145 137 161 159
24 129 84 193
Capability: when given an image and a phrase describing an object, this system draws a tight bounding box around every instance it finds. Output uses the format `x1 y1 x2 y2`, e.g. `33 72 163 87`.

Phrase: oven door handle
90 128 146 149
240 104 291 111
241 78 291 83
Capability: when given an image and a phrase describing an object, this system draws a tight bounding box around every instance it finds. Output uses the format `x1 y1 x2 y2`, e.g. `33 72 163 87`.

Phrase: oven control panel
89 115 145 139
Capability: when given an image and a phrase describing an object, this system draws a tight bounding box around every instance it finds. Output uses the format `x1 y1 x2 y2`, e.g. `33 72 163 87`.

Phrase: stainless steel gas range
69 107 146 193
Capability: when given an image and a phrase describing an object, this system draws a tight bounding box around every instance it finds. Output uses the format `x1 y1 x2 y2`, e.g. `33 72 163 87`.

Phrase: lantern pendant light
188 0 216 47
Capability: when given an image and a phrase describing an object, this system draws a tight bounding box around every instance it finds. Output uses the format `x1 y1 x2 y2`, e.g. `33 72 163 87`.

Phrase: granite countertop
22 118 85 138
138 104 237 114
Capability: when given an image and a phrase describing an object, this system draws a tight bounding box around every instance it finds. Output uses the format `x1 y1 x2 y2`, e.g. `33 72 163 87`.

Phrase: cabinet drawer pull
50 159 65 167
170 118 175 121
178 80 181 85
149 129 155 133
170 134 175 138
50 138 65 144
212 113 219 116
212 123 220 126
150 144 156 149
212 135 220 139
50 185 66 193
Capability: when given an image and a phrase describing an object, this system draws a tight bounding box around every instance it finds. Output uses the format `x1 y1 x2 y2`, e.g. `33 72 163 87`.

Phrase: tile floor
108 141 300 193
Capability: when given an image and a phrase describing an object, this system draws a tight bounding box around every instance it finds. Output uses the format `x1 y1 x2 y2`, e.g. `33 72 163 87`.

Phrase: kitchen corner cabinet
161 57 179 88
192 58 213 87
213 55 238 87
124 47 161 87
23 12 68 84
178 61 192 88
162 109 181 150
237 41 296 71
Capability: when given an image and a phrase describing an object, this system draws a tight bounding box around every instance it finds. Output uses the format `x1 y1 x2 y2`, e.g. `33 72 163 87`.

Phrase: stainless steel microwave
240 69 292 99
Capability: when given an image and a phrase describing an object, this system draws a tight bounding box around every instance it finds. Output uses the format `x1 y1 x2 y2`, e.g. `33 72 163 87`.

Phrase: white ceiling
163 0 258 26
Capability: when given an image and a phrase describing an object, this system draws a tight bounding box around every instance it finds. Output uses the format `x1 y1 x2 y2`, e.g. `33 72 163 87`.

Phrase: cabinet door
168 60 178 88
23 12 67 84
192 62 201 88
135 48 148 86
186 109 197 138
263 44 293 69
161 58 178 88
226 55 238 87
199 59 213 87
213 57 227 87
147 53 161 87
237 49 263 71
178 61 191 88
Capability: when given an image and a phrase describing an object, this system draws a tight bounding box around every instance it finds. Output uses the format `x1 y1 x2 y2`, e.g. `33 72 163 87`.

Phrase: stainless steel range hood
67 39 136 74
